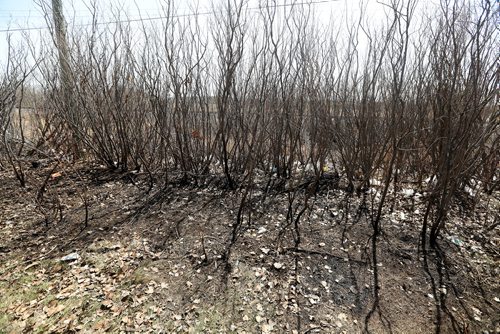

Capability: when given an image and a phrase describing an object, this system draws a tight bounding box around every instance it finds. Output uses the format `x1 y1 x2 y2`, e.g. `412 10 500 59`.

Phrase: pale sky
0 0 396 68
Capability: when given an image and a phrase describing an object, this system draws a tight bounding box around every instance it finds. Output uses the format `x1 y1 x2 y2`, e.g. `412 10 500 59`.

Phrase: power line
0 0 339 33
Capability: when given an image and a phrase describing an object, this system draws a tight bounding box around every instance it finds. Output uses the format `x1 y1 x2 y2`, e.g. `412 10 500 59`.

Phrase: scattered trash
260 247 270 254
402 188 415 197
60 252 80 262
449 236 463 246
308 294 320 305
273 262 284 270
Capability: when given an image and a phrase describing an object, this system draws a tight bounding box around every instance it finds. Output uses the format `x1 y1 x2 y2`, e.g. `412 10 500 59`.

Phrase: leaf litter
0 166 499 333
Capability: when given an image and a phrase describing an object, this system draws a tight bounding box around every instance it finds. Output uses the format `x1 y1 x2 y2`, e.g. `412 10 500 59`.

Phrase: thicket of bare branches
0 35 32 186
1 0 498 248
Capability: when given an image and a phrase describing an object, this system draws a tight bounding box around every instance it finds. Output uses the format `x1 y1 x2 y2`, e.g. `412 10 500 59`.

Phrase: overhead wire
0 0 339 33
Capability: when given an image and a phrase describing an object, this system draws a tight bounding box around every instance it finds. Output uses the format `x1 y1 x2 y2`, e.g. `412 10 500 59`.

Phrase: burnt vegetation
0 0 499 333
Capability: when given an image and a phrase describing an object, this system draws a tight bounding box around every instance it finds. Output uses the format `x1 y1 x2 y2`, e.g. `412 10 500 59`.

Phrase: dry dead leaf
261 321 275 333
135 312 145 325
101 300 113 310
50 172 62 179
45 303 65 317
121 290 132 302
93 319 111 331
